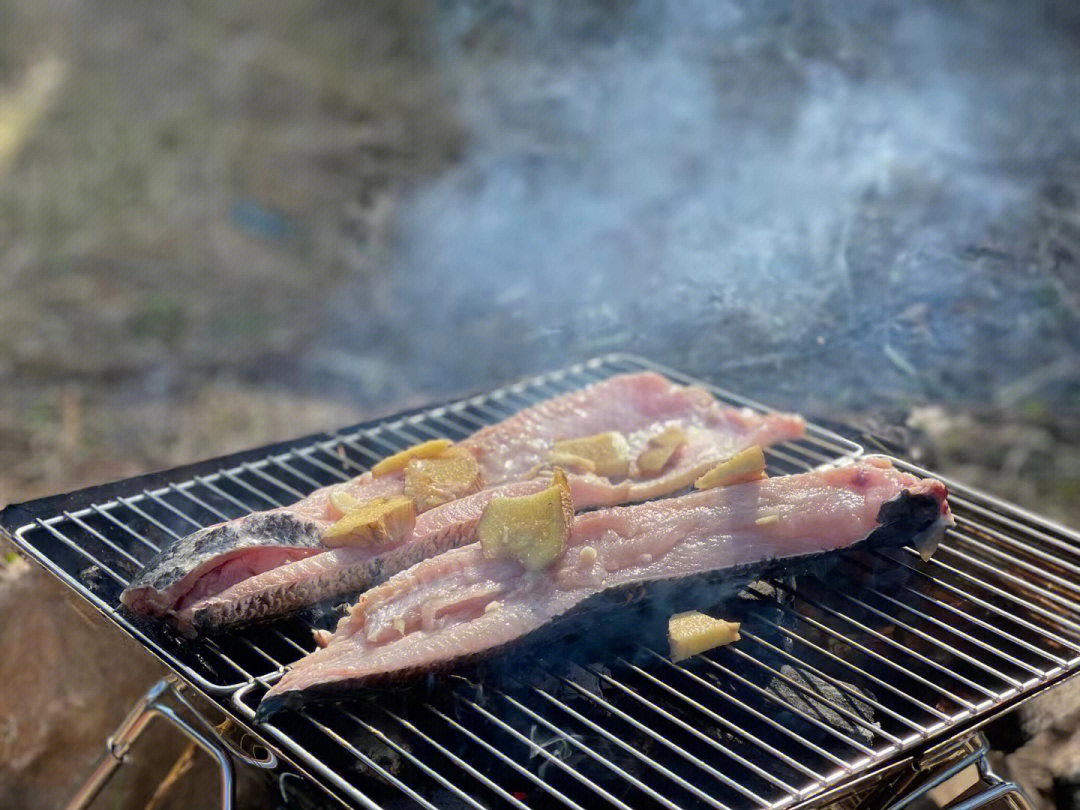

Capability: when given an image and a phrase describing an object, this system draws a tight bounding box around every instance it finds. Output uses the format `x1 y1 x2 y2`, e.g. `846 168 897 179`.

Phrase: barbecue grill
0 355 1063 810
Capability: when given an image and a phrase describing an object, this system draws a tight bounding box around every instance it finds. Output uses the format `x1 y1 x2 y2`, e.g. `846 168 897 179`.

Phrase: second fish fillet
260 457 951 715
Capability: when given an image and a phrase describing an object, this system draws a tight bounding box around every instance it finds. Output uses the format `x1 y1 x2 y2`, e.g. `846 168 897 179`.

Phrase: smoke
305 1 1080 413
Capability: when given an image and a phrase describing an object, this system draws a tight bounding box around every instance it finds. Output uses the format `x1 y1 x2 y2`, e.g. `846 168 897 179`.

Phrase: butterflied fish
121 372 805 634
259 457 951 717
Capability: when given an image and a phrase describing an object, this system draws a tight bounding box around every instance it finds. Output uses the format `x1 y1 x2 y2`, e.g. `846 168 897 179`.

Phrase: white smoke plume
308 1 1080 412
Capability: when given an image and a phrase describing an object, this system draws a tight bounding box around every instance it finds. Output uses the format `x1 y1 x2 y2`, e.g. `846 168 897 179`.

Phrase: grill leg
881 732 1032 810
943 743 1033 810
64 676 235 810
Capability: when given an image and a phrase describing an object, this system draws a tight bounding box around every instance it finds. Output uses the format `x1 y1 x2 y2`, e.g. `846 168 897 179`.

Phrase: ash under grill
2 355 1073 810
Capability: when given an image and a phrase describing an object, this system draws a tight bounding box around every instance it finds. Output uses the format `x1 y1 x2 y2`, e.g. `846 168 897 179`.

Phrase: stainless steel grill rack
1 355 1060 809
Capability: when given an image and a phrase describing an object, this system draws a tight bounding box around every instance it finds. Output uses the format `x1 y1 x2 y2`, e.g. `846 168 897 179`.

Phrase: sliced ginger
549 431 631 477
327 489 360 519
636 425 687 475
548 451 597 473
371 439 454 477
322 495 416 549
403 446 482 511
693 445 766 490
479 468 574 571
668 611 741 662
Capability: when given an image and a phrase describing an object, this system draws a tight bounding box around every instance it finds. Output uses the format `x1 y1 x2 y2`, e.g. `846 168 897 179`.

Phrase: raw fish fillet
260 457 950 716
121 372 804 634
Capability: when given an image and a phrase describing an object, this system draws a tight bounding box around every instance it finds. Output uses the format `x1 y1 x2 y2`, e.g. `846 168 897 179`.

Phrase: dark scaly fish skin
184 571 366 636
129 512 322 592
181 521 473 635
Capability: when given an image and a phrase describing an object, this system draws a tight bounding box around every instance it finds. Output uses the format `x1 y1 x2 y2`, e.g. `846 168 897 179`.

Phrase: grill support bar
880 733 1032 810
65 676 238 810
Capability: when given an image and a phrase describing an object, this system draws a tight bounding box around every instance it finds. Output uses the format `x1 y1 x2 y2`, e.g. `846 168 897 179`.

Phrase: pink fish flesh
260 457 951 715
120 372 805 634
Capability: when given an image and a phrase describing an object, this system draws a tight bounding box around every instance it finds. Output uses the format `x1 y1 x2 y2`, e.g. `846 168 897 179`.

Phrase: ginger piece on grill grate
668 611 741 662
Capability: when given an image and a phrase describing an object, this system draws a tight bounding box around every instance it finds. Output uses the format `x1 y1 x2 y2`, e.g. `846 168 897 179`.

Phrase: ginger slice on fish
327 489 361 519
479 468 574 571
636 425 687 476
668 611 741 663
372 438 454 477
694 445 766 490
547 451 597 473
322 495 416 549
403 446 482 511
549 431 631 477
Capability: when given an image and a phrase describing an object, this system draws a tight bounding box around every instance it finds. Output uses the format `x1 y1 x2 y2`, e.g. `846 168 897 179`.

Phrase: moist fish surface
260 458 951 716
121 372 805 634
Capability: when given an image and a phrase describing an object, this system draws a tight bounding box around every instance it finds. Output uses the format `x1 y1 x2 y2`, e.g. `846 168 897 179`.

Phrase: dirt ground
3 2 1080 808
0 2 458 807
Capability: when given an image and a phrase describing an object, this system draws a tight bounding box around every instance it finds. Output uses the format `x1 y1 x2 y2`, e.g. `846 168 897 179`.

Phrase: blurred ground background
2 1 1080 808
0 0 460 510
0 2 457 807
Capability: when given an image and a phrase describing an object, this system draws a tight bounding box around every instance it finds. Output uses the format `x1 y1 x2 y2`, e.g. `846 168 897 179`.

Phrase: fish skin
176 484 506 634
121 371 806 631
258 459 951 717
119 473 406 618
122 513 324 616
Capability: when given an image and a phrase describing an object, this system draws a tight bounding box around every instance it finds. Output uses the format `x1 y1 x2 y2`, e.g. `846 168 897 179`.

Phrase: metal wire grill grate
3 354 1077 810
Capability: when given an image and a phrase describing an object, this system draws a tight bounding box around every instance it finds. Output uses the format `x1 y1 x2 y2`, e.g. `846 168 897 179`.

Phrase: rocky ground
3 2 1080 808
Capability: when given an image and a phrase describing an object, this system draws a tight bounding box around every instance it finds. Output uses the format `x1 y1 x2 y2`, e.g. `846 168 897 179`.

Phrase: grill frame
1 353 1075 810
